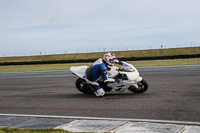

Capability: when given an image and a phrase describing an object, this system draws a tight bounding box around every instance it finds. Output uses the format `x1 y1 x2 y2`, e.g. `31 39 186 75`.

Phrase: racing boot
94 87 105 97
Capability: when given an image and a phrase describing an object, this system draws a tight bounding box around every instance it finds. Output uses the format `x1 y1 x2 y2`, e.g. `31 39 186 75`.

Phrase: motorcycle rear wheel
75 78 94 94
128 79 148 93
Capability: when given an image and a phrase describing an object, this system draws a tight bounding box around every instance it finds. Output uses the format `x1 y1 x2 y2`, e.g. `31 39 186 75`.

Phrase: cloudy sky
0 0 200 57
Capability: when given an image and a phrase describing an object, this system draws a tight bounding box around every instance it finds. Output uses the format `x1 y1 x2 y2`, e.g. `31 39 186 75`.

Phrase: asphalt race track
0 65 200 122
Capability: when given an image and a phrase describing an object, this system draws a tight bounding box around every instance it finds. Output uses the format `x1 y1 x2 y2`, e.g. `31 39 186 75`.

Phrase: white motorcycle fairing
107 63 143 92
70 61 148 95
70 65 88 78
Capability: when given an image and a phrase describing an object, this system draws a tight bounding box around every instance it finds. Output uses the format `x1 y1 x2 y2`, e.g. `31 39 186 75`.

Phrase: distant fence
0 54 200 66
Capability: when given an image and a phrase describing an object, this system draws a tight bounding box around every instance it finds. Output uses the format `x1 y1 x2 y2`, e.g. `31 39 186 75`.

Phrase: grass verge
0 58 199 72
0 128 69 133
0 128 107 133
0 47 199 63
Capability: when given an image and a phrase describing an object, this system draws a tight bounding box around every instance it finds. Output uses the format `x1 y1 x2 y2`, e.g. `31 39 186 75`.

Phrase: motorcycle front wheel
75 78 94 94
128 79 148 93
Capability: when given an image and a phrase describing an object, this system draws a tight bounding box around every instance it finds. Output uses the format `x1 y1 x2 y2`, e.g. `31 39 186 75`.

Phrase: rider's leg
85 78 105 96
85 68 105 96
93 85 105 97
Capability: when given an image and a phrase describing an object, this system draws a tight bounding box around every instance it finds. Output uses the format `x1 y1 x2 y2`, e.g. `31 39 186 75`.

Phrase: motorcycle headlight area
124 67 135 72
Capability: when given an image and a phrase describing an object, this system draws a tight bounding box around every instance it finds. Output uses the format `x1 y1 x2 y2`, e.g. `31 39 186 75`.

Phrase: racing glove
115 78 122 84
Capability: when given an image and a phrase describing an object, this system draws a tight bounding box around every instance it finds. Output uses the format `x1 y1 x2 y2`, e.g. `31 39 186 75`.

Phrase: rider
85 52 121 97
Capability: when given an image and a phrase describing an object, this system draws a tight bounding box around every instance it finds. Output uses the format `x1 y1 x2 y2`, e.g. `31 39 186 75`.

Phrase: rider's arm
101 69 115 83
114 59 122 65
102 70 121 83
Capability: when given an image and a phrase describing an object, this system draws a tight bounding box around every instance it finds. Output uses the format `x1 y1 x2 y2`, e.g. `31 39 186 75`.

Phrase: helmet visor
109 59 114 64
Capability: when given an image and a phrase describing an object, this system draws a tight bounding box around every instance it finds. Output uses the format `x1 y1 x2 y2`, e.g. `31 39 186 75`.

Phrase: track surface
0 65 200 122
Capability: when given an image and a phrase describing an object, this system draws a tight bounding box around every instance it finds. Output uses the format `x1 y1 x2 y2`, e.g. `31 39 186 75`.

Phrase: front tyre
128 79 148 93
75 78 94 94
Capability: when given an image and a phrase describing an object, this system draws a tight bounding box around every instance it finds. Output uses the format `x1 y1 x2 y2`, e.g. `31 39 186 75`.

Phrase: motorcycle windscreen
121 61 135 72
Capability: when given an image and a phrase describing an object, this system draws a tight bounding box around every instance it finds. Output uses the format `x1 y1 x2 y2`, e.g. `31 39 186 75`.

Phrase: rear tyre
75 78 94 94
128 79 148 93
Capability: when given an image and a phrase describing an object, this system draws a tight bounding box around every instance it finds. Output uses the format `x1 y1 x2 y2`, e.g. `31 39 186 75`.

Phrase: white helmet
103 52 115 66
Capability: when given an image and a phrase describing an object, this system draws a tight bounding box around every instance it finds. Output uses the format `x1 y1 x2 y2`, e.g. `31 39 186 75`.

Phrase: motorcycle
70 61 148 95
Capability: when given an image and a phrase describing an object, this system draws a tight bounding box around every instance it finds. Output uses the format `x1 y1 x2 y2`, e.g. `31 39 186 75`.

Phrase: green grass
127 58 200 66
0 47 199 63
0 58 199 72
0 128 107 133
0 128 69 133
0 63 92 72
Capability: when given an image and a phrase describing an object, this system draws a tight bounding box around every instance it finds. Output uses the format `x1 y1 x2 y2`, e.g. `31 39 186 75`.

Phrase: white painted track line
1 113 200 126
1 114 200 133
